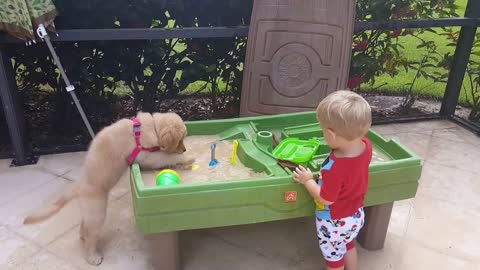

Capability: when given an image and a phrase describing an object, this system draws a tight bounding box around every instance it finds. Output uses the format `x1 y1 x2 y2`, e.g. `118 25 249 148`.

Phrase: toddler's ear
326 128 336 139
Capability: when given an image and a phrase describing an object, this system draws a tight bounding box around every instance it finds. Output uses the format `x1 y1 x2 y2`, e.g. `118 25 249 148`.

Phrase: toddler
293 90 372 270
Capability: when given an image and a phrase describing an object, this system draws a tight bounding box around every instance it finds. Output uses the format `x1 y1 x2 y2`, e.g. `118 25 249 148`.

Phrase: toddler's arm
304 179 334 205
293 165 334 205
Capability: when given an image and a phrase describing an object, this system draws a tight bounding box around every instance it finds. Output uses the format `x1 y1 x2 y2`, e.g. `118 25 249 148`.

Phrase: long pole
36 24 95 139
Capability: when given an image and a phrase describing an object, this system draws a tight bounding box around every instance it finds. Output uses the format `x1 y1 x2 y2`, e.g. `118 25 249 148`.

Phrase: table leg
357 202 394 251
145 231 180 270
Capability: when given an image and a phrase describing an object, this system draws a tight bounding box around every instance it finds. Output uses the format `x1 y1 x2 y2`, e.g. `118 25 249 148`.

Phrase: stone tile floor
0 120 479 270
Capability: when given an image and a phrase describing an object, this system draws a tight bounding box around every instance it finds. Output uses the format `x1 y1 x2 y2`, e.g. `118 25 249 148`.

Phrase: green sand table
130 111 421 235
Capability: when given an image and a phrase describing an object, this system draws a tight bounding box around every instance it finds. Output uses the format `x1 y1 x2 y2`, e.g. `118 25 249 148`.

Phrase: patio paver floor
0 120 479 270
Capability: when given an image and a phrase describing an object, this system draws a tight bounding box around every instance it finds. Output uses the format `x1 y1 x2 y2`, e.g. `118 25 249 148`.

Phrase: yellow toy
315 200 326 210
230 140 239 165
191 164 200 170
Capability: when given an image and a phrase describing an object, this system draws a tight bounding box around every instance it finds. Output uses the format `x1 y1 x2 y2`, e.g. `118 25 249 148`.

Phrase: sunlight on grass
366 29 458 98
362 0 477 105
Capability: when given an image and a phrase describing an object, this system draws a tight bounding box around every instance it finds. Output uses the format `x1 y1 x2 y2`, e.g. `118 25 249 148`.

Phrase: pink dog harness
127 117 160 165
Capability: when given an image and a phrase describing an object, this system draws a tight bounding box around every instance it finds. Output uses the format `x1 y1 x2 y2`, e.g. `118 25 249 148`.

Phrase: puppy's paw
85 251 104 266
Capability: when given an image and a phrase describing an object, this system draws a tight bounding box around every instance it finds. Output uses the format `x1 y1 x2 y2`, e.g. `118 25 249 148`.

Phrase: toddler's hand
293 165 314 184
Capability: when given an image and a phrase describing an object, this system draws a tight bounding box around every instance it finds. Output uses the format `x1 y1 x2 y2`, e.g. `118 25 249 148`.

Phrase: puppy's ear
158 129 177 152
152 113 162 135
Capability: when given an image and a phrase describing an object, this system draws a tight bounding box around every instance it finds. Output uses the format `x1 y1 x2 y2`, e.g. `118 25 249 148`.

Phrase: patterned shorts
316 208 364 268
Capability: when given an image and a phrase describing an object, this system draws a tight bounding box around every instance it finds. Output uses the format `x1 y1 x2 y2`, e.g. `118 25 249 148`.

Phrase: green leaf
417 43 428 49
420 70 429 78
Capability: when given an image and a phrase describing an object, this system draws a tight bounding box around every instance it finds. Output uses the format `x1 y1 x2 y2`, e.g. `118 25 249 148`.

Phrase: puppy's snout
174 145 186 154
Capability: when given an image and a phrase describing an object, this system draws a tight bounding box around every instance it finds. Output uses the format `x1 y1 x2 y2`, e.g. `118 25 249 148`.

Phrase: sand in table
141 136 391 186
142 135 268 186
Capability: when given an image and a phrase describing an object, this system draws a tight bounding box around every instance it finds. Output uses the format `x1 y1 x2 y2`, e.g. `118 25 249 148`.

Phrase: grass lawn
363 0 478 106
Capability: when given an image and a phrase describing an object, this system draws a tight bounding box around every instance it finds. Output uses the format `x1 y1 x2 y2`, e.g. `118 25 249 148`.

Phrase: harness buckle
128 116 160 165
133 126 141 137
132 118 141 137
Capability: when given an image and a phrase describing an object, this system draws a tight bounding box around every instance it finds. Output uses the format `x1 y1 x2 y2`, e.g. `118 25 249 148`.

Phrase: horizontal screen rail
0 18 479 43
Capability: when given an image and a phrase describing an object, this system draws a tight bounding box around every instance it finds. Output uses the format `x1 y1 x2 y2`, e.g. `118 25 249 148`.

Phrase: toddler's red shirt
315 137 372 220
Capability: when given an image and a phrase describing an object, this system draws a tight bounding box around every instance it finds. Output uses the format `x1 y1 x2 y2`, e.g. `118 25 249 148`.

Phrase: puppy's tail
23 183 79 225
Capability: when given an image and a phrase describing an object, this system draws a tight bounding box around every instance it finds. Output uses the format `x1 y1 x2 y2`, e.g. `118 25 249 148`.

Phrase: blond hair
316 90 372 140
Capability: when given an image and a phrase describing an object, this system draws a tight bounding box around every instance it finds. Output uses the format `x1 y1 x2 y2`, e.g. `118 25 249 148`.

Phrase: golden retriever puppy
23 112 195 265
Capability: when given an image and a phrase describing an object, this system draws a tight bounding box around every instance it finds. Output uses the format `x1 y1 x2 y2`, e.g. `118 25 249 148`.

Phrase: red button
285 191 297 202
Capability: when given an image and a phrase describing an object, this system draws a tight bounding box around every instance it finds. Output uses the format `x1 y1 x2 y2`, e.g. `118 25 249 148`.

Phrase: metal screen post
0 45 28 165
440 0 480 116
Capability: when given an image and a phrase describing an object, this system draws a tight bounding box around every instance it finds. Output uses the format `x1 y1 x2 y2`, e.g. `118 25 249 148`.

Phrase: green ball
156 169 180 186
